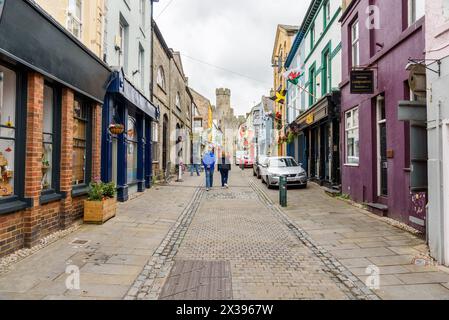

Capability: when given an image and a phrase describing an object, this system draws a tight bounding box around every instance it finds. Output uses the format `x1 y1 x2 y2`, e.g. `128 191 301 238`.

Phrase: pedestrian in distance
202 147 216 191
190 149 201 177
218 152 231 189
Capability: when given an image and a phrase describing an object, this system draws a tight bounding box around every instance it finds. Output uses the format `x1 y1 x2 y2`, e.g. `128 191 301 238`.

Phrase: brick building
0 0 109 257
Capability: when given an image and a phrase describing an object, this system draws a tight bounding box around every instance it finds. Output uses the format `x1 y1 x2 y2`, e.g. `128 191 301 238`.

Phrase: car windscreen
269 158 299 168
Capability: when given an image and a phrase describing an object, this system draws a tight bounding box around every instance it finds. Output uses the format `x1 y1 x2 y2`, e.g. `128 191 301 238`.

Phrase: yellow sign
306 113 314 125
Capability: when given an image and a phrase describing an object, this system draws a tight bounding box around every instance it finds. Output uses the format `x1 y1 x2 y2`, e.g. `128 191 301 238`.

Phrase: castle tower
216 88 231 125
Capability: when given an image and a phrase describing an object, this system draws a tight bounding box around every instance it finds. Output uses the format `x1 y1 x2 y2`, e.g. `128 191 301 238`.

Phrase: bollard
279 176 287 207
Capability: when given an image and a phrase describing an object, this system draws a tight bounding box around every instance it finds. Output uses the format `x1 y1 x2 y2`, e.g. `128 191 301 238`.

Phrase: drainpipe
150 1 155 103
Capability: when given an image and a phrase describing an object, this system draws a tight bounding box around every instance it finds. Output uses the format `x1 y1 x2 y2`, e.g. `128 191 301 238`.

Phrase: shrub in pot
84 181 117 224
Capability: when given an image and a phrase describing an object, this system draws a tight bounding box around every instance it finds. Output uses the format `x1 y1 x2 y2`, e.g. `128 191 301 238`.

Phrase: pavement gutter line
124 185 205 300
248 178 381 301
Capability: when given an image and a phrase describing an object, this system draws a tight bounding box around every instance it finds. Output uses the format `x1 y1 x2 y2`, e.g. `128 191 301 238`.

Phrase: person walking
202 147 216 191
190 149 201 177
218 152 231 188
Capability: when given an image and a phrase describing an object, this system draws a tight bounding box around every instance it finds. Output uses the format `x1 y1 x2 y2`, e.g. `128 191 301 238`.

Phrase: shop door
324 125 330 181
377 96 388 197
162 115 169 171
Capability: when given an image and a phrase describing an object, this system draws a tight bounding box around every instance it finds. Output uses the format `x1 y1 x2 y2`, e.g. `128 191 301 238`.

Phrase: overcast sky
153 0 311 116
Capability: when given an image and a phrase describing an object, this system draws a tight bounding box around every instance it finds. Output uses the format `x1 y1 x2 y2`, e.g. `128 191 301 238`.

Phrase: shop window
72 97 91 186
345 108 360 165
127 115 138 182
0 65 17 198
152 121 159 162
42 84 57 191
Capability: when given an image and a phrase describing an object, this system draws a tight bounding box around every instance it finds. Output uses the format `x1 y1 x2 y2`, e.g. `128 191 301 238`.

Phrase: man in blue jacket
202 148 216 191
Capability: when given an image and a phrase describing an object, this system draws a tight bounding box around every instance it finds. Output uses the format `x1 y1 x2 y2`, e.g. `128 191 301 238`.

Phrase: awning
0 0 110 103
107 69 160 120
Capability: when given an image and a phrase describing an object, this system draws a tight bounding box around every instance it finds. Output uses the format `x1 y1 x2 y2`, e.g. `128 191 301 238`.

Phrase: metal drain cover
159 260 232 300
70 239 90 245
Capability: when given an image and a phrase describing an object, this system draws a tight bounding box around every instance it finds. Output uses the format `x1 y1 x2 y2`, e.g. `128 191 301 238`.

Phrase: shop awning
0 0 110 103
107 69 160 120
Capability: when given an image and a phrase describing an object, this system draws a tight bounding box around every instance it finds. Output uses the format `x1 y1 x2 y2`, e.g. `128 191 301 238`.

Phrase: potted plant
83 181 117 224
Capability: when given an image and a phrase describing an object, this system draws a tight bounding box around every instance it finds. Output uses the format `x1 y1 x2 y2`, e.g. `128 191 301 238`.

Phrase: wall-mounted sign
0 0 4 22
350 70 374 94
306 113 314 125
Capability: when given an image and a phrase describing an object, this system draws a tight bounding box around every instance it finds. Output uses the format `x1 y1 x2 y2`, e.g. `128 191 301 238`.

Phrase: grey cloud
155 0 311 115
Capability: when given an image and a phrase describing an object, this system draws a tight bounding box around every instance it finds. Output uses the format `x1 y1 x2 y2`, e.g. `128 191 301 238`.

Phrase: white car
260 157 308 189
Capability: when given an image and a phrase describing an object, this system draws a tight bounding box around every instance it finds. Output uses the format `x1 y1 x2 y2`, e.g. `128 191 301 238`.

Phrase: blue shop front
102 69 160 202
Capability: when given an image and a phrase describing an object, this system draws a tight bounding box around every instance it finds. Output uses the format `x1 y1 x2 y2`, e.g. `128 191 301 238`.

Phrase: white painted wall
426 0 449 266
287 0 342 123
104 0 152 98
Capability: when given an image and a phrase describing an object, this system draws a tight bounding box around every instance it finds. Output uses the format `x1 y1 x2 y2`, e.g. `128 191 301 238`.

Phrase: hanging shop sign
350 70 374 94
306 113 314 125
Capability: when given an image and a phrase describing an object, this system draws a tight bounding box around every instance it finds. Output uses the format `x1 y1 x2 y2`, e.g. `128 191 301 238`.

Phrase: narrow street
1 169 449 300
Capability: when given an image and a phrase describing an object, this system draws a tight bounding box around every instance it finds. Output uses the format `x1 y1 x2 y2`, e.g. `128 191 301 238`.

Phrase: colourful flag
270 89 287 105
283 67 304 86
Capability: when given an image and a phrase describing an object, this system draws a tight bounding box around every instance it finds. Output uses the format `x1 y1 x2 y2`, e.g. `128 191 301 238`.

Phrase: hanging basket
108 124 125 135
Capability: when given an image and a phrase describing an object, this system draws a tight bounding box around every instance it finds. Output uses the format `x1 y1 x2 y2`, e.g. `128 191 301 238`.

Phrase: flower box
84 197 117 224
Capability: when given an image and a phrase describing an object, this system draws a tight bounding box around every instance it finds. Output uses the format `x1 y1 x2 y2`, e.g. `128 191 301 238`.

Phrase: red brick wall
23 72 44 247
59 88 74 228
0 73 104 258
0 212 24 256
92 103 102 181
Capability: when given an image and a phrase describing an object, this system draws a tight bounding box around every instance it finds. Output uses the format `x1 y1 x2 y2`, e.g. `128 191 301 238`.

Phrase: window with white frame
119 18 128 73
345 108 359 165
408 0 425 26
351 20 360 67
139 0 146 29
176 92 181 111
157 66 166 91
67 0 82 39
138 44 145 90
324 0 331 27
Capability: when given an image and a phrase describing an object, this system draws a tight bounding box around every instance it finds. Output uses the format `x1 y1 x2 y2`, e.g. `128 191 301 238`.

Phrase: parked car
253 155 268 179
260 157 308 189
237 155 254 168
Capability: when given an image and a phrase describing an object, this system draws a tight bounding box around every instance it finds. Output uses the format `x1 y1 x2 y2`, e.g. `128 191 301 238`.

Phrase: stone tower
216 88 231 125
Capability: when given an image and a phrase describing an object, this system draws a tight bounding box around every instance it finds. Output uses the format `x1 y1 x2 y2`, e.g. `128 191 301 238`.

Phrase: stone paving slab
258 175 449 300
0 177 202 300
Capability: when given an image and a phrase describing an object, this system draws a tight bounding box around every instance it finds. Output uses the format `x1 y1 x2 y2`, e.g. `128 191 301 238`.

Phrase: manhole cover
70 239 90 245
159 260 232 300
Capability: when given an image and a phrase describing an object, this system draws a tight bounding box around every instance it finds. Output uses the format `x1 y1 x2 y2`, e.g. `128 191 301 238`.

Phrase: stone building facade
271 24 299 157
152 21 192 178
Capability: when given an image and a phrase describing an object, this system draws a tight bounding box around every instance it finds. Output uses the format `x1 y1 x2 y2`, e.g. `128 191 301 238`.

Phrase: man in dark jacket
218 152 231 188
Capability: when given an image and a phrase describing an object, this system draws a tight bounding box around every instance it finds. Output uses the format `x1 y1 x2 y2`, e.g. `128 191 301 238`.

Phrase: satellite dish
408 64 427 98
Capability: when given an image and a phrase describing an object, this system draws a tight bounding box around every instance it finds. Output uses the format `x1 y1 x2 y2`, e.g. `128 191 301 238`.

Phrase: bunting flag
270 89 286 104
283 67 304 85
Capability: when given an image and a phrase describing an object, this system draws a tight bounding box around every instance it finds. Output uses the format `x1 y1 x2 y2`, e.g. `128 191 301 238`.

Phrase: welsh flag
283 67 304 85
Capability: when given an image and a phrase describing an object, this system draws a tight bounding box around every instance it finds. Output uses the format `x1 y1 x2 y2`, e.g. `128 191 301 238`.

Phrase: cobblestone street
1 169 449 300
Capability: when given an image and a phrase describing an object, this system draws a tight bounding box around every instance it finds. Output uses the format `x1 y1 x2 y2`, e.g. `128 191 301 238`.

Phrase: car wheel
257 170 261 179
253 169 257 177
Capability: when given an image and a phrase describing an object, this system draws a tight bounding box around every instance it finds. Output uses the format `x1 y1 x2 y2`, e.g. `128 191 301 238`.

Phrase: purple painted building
339 0 426 229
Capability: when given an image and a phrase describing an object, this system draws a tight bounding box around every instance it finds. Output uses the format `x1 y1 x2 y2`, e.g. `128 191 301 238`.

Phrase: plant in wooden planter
84 181 117 224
